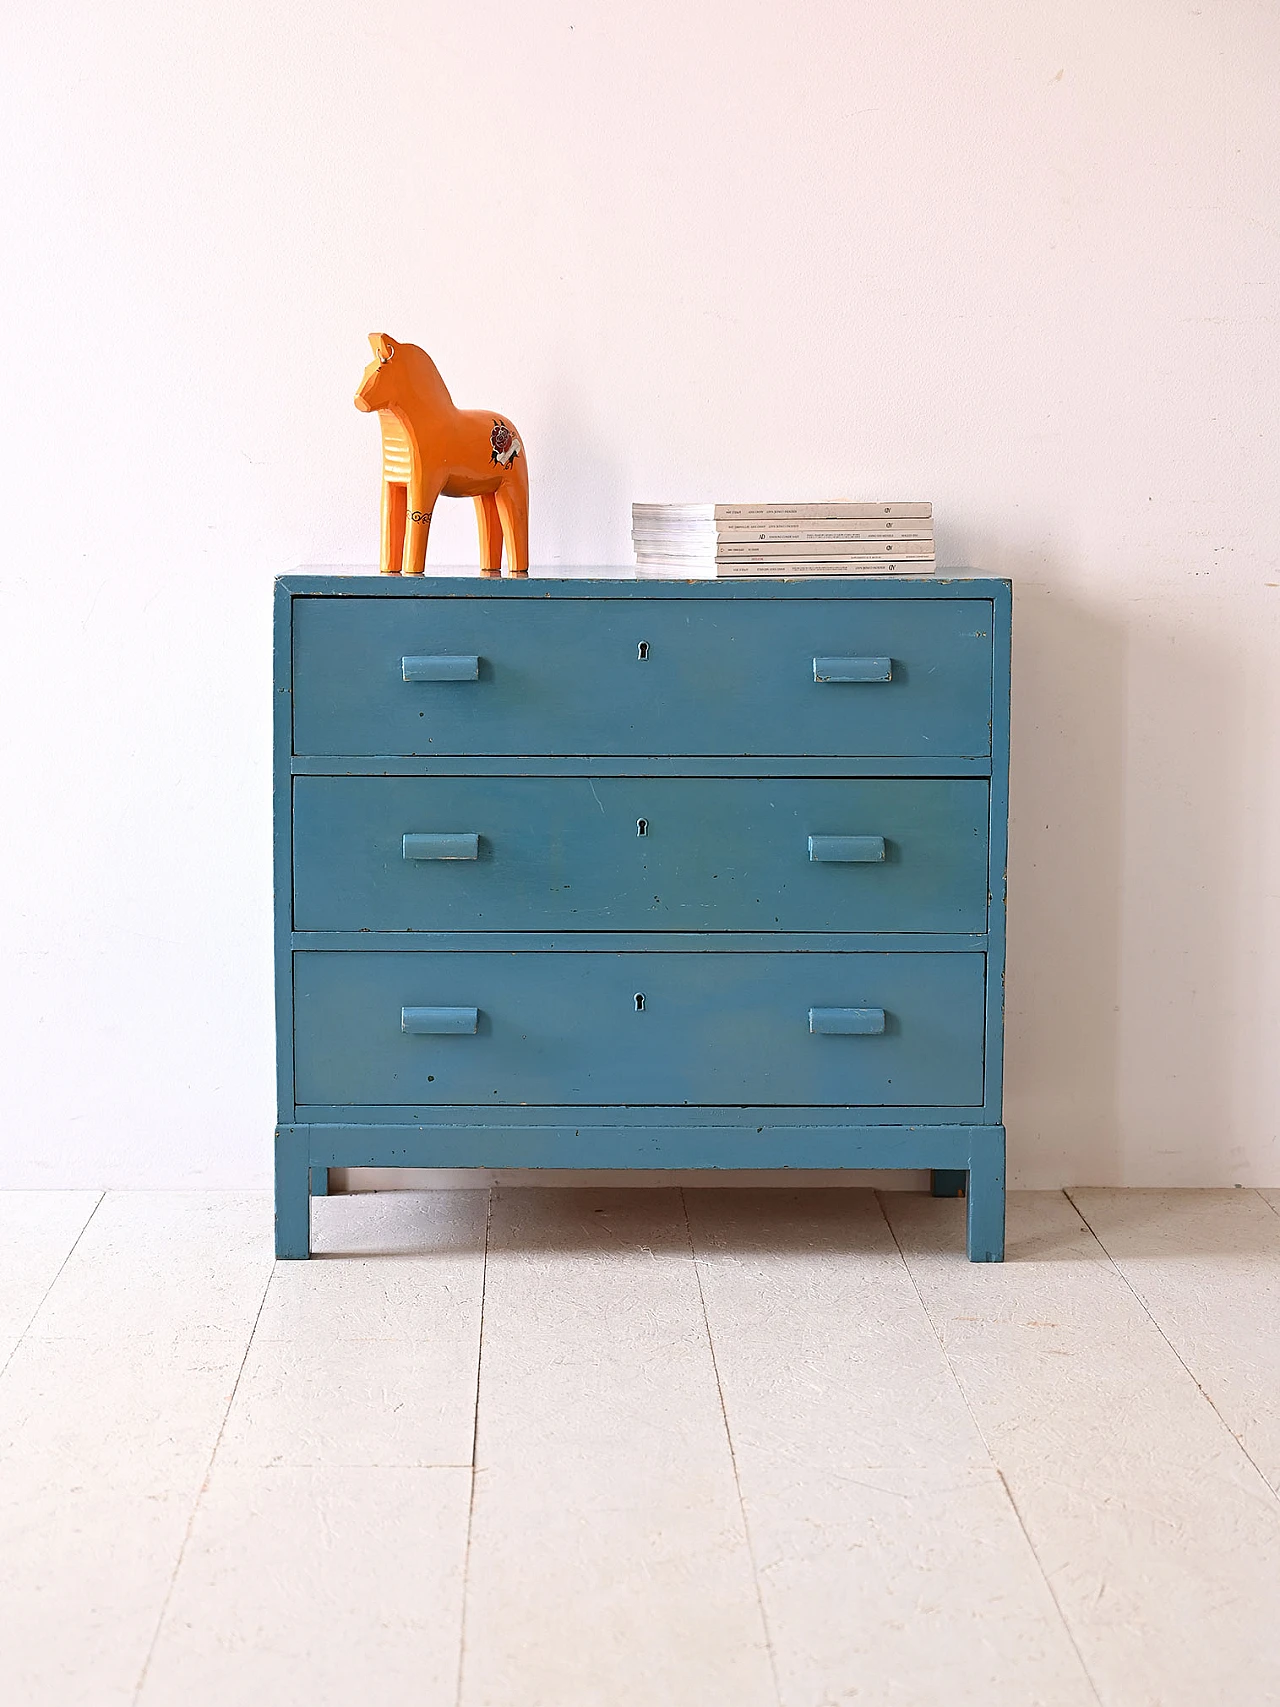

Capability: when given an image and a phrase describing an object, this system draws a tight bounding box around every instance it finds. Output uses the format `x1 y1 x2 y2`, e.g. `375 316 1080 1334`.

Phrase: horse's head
354 333 401 413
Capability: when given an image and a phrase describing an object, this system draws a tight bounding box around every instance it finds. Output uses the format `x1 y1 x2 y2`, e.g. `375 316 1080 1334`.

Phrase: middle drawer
294 776 990 933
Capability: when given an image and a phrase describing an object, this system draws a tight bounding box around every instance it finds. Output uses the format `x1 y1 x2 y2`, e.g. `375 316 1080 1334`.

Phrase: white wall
2 0 1277 1189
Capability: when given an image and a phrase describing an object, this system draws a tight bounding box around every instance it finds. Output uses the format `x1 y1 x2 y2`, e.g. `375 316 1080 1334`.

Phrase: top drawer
292 595 993 759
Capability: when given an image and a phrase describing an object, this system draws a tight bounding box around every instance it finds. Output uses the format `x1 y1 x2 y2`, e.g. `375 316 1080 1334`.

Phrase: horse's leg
403 472 443 576
474 494 503 577
381 481 407 575
495 463 529 576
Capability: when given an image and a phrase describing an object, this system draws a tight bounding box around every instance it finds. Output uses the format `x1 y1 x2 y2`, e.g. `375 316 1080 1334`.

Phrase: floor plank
136 1466 471 1707
217 1191 488 1470
687 1188 1096 1707
884 1189 1280 1707
7 1186 1279 1705
458 1187 776 1707
1068 1188 1280 1495
25 1190 271 1345
0 1191 101 1368
0 1193 273 1707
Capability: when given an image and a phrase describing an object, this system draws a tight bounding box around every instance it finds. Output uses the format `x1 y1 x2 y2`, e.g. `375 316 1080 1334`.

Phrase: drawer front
292 597 993 757
293 776 990 934
293 950 986 1107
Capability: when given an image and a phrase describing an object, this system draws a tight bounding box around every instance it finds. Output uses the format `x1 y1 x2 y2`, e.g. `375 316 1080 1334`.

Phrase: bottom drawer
293 951 986 1108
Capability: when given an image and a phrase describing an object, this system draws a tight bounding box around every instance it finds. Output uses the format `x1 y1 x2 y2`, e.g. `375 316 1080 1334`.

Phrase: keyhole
637 818 648 837
634 993 645 1012
637 641 649 660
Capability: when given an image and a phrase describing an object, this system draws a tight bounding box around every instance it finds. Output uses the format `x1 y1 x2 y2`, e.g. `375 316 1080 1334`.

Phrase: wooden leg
310 1168 330 1197
495 468 529 575
474 493 503 575
965 1128 1006 1262
931 1169 966 1198
275 1127 311 1259
381 481 407 575
404 476 443 576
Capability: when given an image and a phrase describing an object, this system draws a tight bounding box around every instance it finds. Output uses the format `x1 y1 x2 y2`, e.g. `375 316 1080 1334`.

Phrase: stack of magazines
632 501 935 577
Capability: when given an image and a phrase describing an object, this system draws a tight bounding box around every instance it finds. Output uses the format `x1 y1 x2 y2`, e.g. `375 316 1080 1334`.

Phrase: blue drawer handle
813 656 893 683
808 835 886 863
809 1007 886 1035
402 654 480 682
403 833 480 861
402 1007 479 1035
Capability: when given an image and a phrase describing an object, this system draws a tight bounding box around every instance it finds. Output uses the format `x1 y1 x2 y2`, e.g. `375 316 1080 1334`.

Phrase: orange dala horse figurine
354 334 528 576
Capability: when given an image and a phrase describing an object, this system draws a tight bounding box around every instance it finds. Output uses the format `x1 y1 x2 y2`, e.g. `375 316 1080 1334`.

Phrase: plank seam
454 1184 494 1707
681 1187 784 1707
874 1189 1105 1706
1064 1188 1280 1503
0 1191 105 1383
131 1237 276 1704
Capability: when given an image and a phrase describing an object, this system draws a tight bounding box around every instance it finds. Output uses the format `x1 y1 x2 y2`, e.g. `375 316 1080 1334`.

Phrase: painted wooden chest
275 575 1011 1260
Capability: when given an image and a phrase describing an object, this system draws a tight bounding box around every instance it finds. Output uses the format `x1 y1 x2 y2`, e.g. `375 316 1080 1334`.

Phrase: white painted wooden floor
2 1188 1279 1706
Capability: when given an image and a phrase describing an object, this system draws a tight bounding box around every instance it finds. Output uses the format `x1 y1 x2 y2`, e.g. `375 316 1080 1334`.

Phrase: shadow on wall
528 370 628 565
1005 576 1242 1187
1114 594 1246 1186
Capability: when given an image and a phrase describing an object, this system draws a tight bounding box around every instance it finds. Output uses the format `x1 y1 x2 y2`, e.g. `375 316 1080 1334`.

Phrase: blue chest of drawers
275 575 1011 1260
